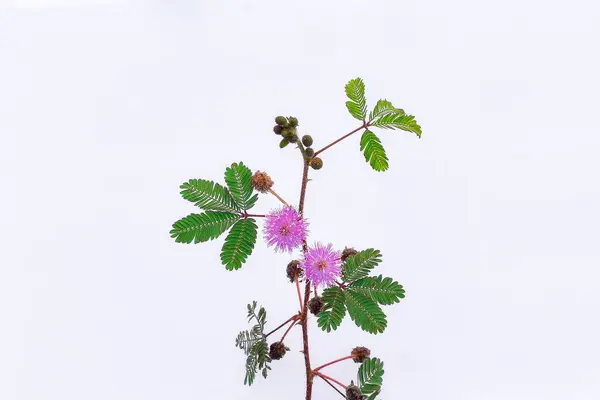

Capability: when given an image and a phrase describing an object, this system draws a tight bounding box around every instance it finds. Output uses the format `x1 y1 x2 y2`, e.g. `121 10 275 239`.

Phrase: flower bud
341 247 358 262
351 346 371 363
288 116 299 127
252 171 274 193
308 296 324 315
304 147 315 158
269 341 288 360
275 116 288 126
287 134 299 143
310 157 323 170
301 135 313 147
273 125 282 135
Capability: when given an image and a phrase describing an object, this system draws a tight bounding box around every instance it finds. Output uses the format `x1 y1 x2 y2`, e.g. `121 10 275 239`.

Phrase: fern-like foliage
347 275 405 305
317 286 347 332
358 357 384 396
170 212 240 244
225 162 258 211
236 302 271 386
369 99 405 121
179 179 240 213
360 130 389 172
370 113 422 137
345 290 387 334
220 218 258 270
342 248 382 283
345 77 368 120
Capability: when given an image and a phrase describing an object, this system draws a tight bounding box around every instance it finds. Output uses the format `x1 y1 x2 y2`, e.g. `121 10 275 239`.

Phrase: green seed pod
310 157 323 170
301 135 313 147
288 116 299 127
273 125 282 135
280 138 289 148
275 116 288 126
304 147 315 158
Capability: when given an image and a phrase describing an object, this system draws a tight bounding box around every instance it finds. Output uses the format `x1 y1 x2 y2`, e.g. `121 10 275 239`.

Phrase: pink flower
263 206 308 253
301 242 343 287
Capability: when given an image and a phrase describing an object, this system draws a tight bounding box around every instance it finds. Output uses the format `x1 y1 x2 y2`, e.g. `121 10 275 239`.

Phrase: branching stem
313 355 354 372
313 122 369 157
313 371 347 389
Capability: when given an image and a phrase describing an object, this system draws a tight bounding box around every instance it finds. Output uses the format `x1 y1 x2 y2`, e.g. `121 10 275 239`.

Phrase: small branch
241 211 266 218
316 373 346 398
280 320 298 342
313 122 368 157
313 355 354 372
313 371 347 389
265 315 297 338
313 285 318 298
268 188 289 207
295 275 303 310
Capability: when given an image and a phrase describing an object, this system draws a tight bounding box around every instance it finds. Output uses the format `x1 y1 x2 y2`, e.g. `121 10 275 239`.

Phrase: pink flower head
263 206 308 252
301 242 343 287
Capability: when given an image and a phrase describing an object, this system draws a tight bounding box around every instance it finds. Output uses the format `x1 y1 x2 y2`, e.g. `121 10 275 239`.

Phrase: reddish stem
280 320 297 342
265 315 297 338
313 122 368 157
295 274 303 310
269 188 289 206
313 371 347 389
313 355 354 372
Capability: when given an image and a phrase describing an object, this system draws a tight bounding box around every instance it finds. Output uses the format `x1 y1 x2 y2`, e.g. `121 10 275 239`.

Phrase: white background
1 1 599 399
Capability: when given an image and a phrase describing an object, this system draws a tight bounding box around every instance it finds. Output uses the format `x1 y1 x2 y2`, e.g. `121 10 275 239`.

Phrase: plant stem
297 156 313 400
313 371 347 389
268 188 289 206
295 275 303 310
316 374 346 398
242 212 266 218
265 315 297 338
313 355 354 372
313 122 368 157
280 320 297 342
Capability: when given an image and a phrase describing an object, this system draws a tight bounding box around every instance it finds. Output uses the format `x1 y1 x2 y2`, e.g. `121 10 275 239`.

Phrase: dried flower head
286 260 303 282
345 384 362 400
341 247 358 262
308 296 324 315
301 242 342 287
264 206 309 253
269 341 288 360
252 171 274 193
351 346 371 363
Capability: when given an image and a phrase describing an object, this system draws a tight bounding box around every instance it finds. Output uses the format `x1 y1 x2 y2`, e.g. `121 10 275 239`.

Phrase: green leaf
317 286 347 332
369 99 405 121
370 113 422 137
237 302 272 386
224 162 258 211
235 330 261 355
360 130 389 172
170 212 239 244
345 77 368 120
179 179 240 213
220 218 258 270
345 290 387 334
347 275 405 305
342 248 382 283
358 357 385 395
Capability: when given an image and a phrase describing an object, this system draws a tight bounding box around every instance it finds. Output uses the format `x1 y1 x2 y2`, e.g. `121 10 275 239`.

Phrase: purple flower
263 206 308 252
301 242 343 287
